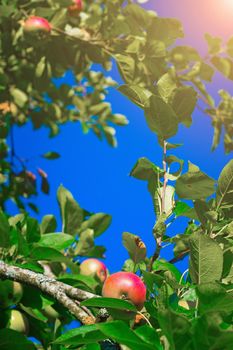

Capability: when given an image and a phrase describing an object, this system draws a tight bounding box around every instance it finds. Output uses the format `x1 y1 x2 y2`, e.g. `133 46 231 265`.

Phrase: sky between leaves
7 0 233 273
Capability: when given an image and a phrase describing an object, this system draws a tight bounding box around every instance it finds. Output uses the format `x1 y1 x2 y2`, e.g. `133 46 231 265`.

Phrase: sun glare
224 0 233 8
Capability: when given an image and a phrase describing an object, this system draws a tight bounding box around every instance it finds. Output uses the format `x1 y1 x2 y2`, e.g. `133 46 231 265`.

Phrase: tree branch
0 261 97 325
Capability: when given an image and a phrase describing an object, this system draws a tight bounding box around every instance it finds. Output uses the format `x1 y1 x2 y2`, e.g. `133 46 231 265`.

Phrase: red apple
23 16 51 35
80 258 107 283
68 0 83 17
102 272 146 310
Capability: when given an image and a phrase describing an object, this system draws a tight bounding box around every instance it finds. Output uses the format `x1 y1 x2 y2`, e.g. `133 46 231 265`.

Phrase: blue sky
7 0 233 273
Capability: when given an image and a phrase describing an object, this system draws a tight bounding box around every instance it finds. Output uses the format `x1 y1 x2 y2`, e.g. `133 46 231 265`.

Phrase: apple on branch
68 0 83 17
102 271 146 310
23 16 51 36
80 258 107 283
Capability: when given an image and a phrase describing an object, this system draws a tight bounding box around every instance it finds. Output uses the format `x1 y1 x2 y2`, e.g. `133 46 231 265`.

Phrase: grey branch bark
0 260 97 325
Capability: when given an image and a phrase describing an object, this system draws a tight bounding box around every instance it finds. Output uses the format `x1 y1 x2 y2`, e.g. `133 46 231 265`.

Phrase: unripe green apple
8 310 29 334
102 272 146 310
68 0 83 16
80 258 107 283
23 16 51 35
0 280 23 309
42 305 59 321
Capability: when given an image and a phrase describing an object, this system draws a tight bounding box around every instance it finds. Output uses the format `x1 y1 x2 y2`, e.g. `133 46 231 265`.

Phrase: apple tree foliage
0 0 232 349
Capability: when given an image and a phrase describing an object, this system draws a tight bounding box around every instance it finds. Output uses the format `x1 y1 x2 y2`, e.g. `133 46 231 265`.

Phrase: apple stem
136 311 153 328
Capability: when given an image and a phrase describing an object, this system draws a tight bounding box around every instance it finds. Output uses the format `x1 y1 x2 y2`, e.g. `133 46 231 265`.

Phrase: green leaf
122 232 146 264
20 304 48 322
42 152 60 160
169 86 197 126
189 232 223 284
199 62 215 82
194 200 209 228
54 324 106 346
38 233 75 251
130 157 163 180
166 155 184 181
226 36 233 57
134 325 162 349
130 157 163 215
124 3 153 29
20 285 43 309
142 270 164 291
146 40 166 58
57 185 84 235
81 297 137 312
216 159 233 211
153 260 182 282
205 33 222 55
75 228 94 256
97 321 155 350
81 345 101 350
10 88 28 108
174 202 192 217
144 95 178 140
118 85 152 109
176 162 215 200
148 17 184 45
197 282 233 315
193 314 233 350
0 5 15 18
50 8 67 27
35 56 46 78
80 213 112 237
122 259 135 272
158 309 191 350
114 54 135 83
41 176 50 195
170 45 200 68
58 274 99 290
30 246 69 263
0 212 10 248
40 215 57 234
25 217 41 244
157 73 177 102
211 56 233 80
0 329 36 350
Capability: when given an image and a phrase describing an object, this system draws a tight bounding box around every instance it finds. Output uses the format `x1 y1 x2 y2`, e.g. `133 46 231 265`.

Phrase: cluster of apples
0 279 60 334
0 280 28 333
80 258 147 311
22 0 83 36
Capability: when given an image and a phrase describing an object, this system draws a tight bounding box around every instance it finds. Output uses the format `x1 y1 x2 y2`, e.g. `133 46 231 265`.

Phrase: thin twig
169 249 190 264
148 141 168 271
161 140 168 214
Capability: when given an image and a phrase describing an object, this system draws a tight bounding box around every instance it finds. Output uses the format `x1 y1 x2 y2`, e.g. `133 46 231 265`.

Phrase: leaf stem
161 140 168 213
